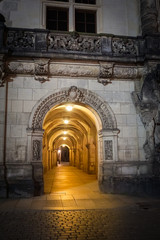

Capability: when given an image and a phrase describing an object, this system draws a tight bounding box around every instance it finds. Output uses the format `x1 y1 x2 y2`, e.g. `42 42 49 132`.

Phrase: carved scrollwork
112 38 137 55
48 33 101 53
31 87 117 130
7 30 35 50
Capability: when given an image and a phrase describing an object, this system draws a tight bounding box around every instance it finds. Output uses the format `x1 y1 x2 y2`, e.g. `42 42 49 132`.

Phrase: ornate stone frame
27 86 119 190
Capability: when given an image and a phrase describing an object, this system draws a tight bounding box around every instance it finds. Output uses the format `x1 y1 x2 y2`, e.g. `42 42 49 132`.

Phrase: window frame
42 0 102 33
46 6 69 31
75 8 97 33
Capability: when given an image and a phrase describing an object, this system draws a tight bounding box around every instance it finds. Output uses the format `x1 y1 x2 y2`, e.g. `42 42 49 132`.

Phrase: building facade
0 0 160 198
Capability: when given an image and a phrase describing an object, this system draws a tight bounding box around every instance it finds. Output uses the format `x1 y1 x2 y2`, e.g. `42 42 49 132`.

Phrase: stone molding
29 86 117 131
5 59 143 85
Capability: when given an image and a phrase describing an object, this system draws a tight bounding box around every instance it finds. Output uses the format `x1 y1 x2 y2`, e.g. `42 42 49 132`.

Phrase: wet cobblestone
0 207 160 240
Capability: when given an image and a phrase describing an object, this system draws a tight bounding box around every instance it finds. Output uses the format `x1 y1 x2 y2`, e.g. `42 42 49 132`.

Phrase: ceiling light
64 119 69 124
63 131 67 135
66 105 73 111
63 137 66 140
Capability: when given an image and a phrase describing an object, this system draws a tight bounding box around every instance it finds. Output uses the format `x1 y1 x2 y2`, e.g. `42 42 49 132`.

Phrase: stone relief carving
104 140 113 160
50 63 99 78
48 33 101 53
33 140 41 161
114 67 138 79
7 62 34 74
98 63 113 86
34 59 50 83
140 0 159 34
31 87 117 130
7 30 35 50
132 64 160 162
112 38 137 56
66 86 85 102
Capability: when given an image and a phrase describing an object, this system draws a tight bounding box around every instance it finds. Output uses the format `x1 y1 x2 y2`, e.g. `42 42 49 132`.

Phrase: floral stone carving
112 38 137 56
7 30 35 50
48 33 101 53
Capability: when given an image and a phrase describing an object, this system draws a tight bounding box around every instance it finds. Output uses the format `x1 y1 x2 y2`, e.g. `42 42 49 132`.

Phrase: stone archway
27 86 119 195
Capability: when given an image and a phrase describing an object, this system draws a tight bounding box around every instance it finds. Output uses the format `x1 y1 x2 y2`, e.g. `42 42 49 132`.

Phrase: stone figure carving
140 0 159 34
48 33 101 53
34 59 50 83
33 140 41 161
98 63 113 85
132 64 160 161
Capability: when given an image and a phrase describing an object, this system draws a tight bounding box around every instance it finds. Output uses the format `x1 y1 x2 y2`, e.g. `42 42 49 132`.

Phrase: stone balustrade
0 27 159 61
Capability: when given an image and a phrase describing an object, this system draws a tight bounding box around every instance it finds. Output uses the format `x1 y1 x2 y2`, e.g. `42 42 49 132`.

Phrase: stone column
27 129 44 196
98 129 119 191
140 0 159 35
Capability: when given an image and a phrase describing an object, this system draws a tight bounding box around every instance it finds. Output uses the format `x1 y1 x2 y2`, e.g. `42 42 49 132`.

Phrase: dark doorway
61 146 69 162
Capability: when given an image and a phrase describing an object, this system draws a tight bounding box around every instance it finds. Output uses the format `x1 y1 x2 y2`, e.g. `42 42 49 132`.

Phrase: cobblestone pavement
1 205 160 240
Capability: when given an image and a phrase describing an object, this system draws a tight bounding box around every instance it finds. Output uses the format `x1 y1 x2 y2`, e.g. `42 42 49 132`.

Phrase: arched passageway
42 102 100 193
28 86 119 195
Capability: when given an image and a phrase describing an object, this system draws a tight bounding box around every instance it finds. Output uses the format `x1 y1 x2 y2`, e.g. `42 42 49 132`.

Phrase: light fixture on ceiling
64 119 69 124
63 137 67 140
62 144 66 147
63 131 67 135
66 105 73 111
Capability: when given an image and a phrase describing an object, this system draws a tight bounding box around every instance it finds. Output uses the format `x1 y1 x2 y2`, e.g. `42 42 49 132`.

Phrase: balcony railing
0 26 160 61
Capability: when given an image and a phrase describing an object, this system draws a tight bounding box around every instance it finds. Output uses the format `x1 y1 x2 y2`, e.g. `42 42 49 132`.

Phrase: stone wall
0 0 140 36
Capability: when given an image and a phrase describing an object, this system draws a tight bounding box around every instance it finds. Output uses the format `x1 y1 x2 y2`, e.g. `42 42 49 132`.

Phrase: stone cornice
5 59 144 84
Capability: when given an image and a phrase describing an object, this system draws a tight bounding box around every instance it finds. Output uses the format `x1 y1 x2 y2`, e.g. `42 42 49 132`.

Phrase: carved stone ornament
34 59 50 83
98 63 113 85
140 0 159 34
30 87 117 130
66 86 85 102
7 62 34 74
97 78 112 86
33 140 41 161
104 140 113 160
7 30 35 50
112 38 137 55
48 33 101 54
